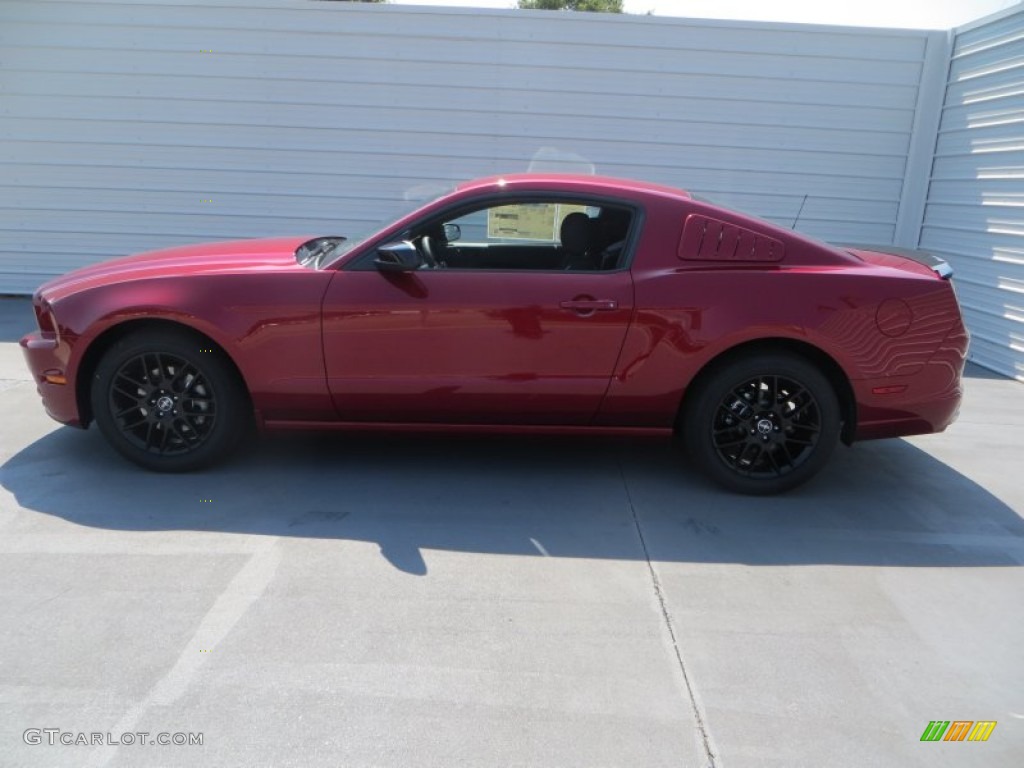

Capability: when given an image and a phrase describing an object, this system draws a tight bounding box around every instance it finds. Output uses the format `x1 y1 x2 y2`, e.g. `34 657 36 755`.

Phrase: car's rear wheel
90 329 249 471
683 353 841 494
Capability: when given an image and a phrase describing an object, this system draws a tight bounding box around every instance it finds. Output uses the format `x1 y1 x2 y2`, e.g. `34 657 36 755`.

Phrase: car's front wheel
683 353 841 494
90 329 249 471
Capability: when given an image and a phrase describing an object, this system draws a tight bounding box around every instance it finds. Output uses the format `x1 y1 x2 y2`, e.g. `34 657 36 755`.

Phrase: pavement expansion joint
618 458 721 768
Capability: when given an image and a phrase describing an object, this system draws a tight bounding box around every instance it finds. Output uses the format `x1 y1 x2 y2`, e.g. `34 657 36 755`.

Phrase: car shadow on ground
3 424 1022 575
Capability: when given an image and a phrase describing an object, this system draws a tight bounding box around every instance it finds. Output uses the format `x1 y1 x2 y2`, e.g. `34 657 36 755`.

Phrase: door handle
559 299 618 312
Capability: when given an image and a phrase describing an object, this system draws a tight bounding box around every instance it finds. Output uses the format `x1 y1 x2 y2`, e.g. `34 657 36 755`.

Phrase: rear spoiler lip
840 243 954 280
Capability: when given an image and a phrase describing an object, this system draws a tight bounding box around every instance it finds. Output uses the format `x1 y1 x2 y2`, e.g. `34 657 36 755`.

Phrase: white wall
919 6 1024 380
0 0 942 293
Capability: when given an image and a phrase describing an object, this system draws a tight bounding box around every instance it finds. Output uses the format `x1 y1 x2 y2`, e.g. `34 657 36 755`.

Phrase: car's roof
455 173 692 201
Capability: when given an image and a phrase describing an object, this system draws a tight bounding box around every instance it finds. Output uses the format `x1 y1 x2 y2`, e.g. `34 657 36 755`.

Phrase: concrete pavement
0 296 1021 767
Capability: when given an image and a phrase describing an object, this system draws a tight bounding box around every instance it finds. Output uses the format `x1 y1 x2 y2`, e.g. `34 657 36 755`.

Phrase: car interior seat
596 208 632 270
559 212 600 270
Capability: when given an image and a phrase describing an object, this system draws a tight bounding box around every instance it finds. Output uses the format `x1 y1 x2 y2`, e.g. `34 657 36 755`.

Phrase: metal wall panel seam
895 30 954 247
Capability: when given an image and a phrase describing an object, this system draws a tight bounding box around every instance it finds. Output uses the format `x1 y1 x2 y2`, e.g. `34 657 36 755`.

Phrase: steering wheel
420 235 447 268
415 236 438 268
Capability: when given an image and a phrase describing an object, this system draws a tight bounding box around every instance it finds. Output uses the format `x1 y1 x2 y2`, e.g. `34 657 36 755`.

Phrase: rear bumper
20 331 82 427
853 384 962 440
852 324 968 441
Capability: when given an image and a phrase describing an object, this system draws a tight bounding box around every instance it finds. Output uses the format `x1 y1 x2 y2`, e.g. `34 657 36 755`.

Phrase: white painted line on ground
82 537 281 768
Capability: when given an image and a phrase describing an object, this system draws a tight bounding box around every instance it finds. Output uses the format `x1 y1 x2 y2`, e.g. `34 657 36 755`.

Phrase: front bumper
20 331 82 427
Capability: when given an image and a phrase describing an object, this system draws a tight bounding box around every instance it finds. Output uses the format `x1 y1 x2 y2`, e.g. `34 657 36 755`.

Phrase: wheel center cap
156 395 174 413
756 418 774 436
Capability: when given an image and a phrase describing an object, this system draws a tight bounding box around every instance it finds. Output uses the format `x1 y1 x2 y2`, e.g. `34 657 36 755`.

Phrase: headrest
560 212 593 252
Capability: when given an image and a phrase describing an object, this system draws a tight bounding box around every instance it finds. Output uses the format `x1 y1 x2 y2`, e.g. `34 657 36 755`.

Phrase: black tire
90 329 250 472
682 353 841 495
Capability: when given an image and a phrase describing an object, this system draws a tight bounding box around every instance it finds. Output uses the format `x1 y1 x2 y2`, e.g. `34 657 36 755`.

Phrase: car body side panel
582 190 967 436
321 269 635 424
597 264 965 433
848 320 967 440
30 270 335 425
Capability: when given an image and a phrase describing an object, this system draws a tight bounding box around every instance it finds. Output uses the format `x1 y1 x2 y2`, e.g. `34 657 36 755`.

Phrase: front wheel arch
88 325 253 471
676 338 857 445
75 319 250 429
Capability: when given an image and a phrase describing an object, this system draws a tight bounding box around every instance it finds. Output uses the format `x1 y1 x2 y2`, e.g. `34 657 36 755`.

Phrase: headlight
34 300 58 339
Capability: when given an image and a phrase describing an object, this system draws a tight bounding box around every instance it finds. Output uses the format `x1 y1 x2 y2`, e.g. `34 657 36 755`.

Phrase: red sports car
20 174 968 493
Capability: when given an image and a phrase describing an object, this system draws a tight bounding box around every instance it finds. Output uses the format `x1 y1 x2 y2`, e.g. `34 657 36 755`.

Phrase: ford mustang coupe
21 174 968 493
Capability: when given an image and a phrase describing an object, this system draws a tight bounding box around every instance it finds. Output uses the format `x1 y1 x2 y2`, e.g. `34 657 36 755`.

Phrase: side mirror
443 223 461 243
374 241 423 272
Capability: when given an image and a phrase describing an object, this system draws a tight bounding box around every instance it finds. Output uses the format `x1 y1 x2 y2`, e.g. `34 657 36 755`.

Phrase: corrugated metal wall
919 7 1024 381
0 0 940 294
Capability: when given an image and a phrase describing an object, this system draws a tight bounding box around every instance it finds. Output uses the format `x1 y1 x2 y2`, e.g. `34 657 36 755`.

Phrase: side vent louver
678 214 785 263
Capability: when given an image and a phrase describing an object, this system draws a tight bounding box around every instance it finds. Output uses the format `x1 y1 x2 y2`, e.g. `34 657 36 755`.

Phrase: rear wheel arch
75 319 250 428
677 338 857 445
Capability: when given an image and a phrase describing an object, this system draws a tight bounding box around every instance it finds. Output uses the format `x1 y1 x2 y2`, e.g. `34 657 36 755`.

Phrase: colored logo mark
920 721 996 742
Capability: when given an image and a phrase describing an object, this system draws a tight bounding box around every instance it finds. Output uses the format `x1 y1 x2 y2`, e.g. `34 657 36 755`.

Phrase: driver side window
414 200 634 272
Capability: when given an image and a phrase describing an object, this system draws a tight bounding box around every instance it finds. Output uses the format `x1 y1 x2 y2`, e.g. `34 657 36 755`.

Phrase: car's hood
37 236 315 301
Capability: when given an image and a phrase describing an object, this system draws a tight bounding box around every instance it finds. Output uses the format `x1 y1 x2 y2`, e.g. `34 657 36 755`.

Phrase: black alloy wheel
108 351 216 456
683 353 841 494
712 373 821 477
91 329 249 471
